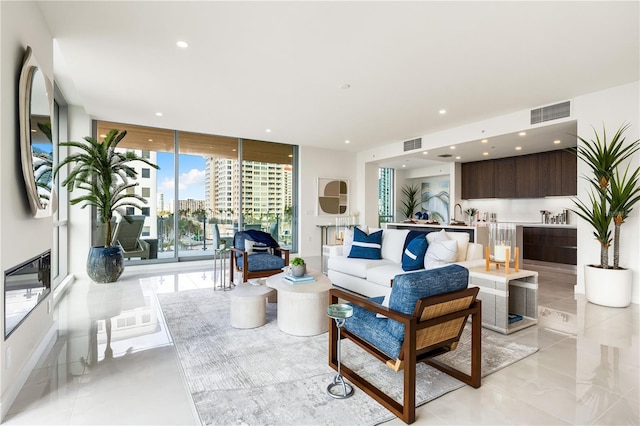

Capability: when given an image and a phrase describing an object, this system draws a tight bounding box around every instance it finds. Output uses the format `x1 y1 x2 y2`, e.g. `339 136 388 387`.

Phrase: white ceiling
38 1 639 166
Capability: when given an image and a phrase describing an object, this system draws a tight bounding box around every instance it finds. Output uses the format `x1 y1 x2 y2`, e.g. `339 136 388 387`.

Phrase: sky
156 153 206 205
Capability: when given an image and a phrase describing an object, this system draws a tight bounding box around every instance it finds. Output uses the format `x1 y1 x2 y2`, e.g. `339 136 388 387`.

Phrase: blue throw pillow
348 227 383 259
401 236 428 271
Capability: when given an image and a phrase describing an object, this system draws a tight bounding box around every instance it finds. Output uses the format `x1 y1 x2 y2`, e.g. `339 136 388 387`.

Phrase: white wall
572 82 640 301
297 146 357 257
0 0 55 417
355 81 640 303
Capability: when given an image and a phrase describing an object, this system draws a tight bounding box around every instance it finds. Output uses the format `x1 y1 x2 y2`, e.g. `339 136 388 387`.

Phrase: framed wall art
317 178 349 215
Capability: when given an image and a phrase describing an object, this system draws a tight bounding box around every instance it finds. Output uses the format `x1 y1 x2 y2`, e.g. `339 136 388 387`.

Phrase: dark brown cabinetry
461 149 577 199
523 227 577 265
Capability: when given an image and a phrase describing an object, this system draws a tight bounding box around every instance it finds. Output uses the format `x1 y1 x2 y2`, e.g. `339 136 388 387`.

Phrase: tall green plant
400 184 419 219
54 129 159 247
570 123 640 269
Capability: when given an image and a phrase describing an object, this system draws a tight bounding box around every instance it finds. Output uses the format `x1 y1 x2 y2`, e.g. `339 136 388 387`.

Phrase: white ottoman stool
229 282 275 329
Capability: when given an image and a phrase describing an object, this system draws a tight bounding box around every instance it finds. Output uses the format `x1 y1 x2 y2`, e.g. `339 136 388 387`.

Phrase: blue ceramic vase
87 246 124 283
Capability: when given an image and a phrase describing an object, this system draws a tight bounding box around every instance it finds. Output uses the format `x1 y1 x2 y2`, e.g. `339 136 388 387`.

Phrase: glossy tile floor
4 259 638 425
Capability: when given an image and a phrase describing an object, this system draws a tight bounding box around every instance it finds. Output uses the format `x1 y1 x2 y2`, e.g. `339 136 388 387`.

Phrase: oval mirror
19 46 54 218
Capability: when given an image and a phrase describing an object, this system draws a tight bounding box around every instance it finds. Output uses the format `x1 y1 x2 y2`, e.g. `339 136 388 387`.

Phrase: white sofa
327 228 484 298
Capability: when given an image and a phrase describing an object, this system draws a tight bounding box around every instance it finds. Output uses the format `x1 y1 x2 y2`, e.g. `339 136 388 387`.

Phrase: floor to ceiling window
95 121 297 262
378 167 394 225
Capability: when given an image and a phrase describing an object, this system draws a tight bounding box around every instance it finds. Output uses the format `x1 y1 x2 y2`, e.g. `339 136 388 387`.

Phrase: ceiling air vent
403 137 422 152
531 101 571 124
437 154 453 158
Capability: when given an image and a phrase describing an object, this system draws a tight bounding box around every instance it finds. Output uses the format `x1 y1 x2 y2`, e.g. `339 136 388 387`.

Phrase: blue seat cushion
344 296 403 359
386 265 469 340
348 227 383 259
237 253 285 272
401 236 428 271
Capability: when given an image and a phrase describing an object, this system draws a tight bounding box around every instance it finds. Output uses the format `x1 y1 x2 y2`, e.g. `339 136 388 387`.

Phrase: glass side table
326 303 354 399
213 247 232 291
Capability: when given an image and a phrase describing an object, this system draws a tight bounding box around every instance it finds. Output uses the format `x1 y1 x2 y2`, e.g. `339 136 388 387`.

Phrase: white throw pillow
425 239 458 269
244 240 255 255
445 232 470 262
426 229 450 244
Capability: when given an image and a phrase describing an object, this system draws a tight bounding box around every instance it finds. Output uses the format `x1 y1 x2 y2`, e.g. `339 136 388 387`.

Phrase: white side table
229 283 275 329
468 267 538 334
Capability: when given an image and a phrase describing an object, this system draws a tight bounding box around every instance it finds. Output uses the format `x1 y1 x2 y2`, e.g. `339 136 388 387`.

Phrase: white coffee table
265 270 334 336
229 282 275 329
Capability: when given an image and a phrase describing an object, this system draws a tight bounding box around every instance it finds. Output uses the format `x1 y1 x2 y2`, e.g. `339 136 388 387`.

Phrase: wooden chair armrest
229 247 246 255
275 247 290 264
329 287 413 325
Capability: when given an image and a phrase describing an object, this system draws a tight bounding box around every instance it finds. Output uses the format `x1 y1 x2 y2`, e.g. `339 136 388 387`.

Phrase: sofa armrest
466 243 484 261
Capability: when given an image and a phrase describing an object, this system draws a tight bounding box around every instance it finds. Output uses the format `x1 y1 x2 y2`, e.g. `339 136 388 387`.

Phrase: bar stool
326 303 354 399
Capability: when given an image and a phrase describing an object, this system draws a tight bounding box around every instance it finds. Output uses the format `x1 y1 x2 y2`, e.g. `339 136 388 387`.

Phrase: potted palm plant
570 123 640 307
54 129 159 283
400 184 419 220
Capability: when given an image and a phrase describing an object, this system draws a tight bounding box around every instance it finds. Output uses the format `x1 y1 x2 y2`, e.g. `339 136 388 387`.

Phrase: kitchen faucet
454 203 463 221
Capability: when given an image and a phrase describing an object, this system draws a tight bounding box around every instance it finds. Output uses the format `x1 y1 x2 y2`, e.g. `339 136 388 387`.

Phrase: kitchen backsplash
455 197 575 224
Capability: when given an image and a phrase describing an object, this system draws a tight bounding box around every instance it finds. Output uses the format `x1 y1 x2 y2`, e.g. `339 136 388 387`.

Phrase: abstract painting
317 178 348 215
421 176 450 223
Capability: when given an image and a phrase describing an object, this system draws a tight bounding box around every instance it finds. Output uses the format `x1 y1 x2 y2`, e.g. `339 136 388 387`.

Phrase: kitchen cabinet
523 226 577 265
461 149 577 199
494 157 515 198
560 150 577 196
515 154 539 198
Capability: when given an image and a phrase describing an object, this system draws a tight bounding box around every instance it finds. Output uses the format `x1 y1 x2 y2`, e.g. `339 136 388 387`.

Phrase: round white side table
229 283 275 329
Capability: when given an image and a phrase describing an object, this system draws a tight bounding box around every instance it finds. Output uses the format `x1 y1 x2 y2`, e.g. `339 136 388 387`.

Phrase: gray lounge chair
113 215 150 260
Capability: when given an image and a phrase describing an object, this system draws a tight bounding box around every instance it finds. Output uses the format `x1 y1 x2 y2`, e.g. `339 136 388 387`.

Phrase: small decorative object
464 208 478 226
485 222 519 274
290 257 306 277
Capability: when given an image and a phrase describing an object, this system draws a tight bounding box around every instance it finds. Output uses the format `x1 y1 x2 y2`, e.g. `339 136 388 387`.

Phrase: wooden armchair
328 265 481 424
230 230 289 285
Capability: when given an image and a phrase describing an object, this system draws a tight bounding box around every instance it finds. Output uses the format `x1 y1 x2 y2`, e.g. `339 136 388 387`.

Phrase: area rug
158 288 538 425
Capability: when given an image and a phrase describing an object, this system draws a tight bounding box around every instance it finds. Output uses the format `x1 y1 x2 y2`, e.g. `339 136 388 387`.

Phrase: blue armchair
329 265 481 424
230 230 289 285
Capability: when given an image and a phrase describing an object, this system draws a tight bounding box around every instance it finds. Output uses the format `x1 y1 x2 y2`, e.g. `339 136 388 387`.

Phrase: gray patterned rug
158 288 538 425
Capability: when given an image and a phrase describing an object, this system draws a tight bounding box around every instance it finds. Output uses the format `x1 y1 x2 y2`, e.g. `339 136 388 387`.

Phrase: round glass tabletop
327 303 353 319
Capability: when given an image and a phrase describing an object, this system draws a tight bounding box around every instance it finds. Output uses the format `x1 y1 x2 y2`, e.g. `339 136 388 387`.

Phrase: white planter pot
584 265 632 308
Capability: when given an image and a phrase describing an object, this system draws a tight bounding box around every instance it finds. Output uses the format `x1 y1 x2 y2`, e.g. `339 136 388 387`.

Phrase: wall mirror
18 46 55 218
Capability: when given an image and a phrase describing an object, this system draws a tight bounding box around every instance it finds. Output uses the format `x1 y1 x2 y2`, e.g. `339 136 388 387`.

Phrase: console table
468 267 538 334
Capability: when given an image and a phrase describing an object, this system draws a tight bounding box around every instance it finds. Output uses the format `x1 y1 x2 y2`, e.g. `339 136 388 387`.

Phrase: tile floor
3 259 638 425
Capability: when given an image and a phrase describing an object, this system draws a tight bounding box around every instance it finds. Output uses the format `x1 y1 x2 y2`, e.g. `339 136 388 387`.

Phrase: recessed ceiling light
345 140 350 144
31 129 37 133
553 140 561 144
288 154 293 158
148 139 153 142
339 83 351 90
450 146 456 150
422 151 428 155
155 112 163 117
401 164 406 168
99 134 107 138
519 131 526 136
483 152 489 156
455 156 461 160
515 146 522 151
266 129 271 133
176 41 189 48
481 139 488 144
439 109 447 115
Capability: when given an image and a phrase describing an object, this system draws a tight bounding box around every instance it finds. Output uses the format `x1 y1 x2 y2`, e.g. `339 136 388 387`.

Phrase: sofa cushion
425 239 458 269
349 227 383 259
329 255 392 279
401 236 428 271
386 265 470 341
366 264 403 287
380 229 410 263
